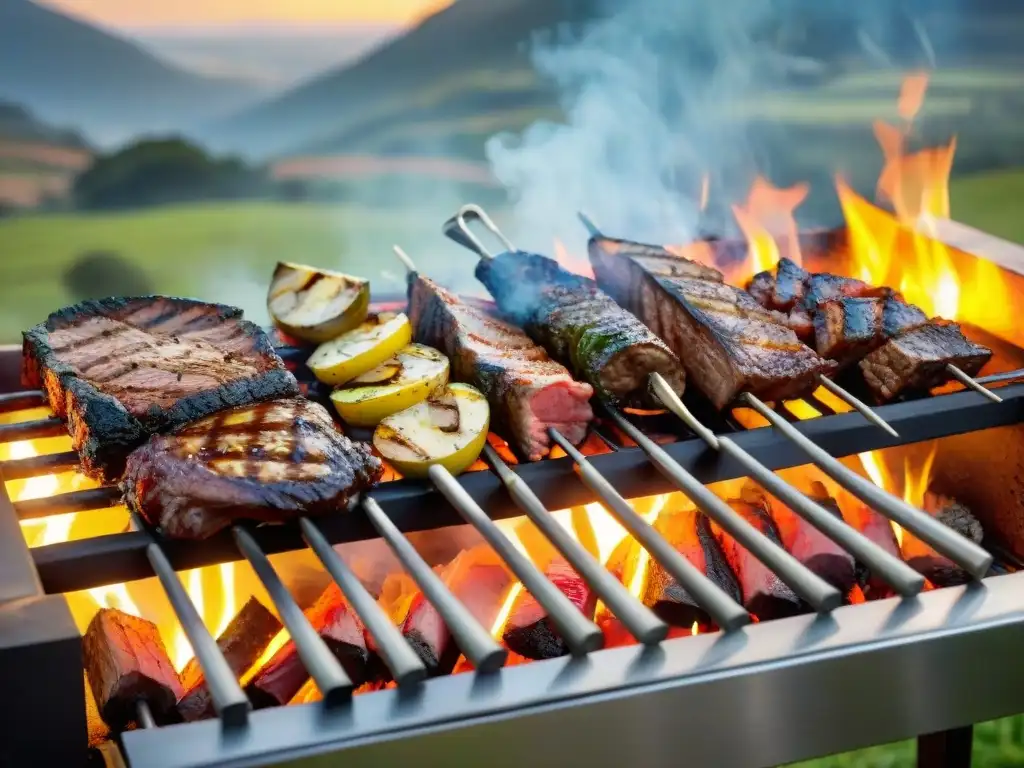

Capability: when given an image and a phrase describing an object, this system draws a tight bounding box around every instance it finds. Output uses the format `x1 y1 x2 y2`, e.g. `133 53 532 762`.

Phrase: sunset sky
38 0 454 30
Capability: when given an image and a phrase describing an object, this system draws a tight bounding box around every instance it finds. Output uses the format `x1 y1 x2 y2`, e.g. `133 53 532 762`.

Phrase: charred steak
22 297 299 481
475 250 686 408
122 398 382 539
407 273 593 460
588 237 835 409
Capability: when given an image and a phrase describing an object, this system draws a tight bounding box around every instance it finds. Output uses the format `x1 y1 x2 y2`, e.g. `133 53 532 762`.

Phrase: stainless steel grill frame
1 299 1023 768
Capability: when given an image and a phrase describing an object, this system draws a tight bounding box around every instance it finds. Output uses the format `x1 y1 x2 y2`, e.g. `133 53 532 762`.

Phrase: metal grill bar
428 464 605 656
483 444 668 645
14 486 122 519
741 393 994 580
299 517 427 687
146 543 251 727
233 526 355 704
642 376 924 596
0 416 65 442
0 390 46 413
362 497 507 672
0 450 79 480
547 428 753 629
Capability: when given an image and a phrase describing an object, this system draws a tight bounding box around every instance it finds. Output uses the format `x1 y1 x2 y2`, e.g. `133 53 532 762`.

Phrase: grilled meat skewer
475 250 686 409
406 271 594 460
749 258 992 401
587 237 836 410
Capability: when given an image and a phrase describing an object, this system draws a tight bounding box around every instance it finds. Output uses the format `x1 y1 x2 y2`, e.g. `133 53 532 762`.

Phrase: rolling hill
204 0 601 159
0 0 265 146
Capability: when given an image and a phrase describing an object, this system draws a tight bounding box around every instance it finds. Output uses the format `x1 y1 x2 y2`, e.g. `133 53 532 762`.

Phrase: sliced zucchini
373 383 490 477
330 344 450 427
307 312 412 385
268 262 370 343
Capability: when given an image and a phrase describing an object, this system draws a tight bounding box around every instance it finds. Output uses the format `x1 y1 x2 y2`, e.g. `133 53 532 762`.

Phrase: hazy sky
38 0 454 30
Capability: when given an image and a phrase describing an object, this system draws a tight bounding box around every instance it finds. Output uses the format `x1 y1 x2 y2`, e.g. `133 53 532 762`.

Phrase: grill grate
2 348 1024 766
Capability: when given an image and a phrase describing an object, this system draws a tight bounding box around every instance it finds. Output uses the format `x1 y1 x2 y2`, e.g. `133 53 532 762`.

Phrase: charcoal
502 558 596 659
901 493 985 587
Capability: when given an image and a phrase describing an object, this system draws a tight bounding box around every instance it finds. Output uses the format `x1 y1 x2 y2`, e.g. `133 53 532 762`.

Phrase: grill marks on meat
407 273 593 460
122 398 382 539
589 238 834 409
22 297 299 481
748 259 992 399
475 250 686 408
860 322 991 401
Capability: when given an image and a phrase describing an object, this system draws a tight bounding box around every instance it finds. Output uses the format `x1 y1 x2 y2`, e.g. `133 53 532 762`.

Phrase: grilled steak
122 398 382 539
475 250 686 408
407 273 593 460
859 321 991 401
814 296 928 368
22 296 299 481
589 237 835 409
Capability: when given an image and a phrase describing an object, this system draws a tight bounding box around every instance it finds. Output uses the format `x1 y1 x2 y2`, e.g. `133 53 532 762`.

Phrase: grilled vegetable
330 344 450 427
307 312 412 386
267 262 370 343
373 383 490 477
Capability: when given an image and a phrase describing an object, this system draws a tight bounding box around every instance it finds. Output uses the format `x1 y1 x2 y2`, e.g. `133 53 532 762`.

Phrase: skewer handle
741 393 993 580
442 204 515 259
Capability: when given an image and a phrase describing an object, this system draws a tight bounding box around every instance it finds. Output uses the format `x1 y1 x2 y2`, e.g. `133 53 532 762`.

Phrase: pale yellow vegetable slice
330 344 450 427
373 383 490 477
307 313 412 385
267 262 370 343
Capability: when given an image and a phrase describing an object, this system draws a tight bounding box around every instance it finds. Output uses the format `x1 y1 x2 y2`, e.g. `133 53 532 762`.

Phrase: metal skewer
642 375 925 597
738 392 993 579
946 363 1002 403
482 444 669 645
444 204 513 259
577 211 900 439
429 464 605 656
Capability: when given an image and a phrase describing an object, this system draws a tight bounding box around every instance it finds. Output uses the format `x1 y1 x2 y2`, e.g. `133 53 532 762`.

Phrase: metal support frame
918 726 974 768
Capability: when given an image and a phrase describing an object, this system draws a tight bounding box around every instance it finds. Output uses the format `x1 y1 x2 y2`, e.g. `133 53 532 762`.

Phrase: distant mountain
0 0 266 146
138 26 400 90
204 0 602 159
0 100 87 148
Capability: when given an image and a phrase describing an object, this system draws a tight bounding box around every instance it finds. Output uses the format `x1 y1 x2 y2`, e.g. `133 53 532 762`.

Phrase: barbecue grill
2 219 1024 768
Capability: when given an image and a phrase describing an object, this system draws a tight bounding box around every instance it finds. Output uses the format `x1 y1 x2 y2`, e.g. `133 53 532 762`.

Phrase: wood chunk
401 547 512 675
642 506 740 628
846 504 902 599
502 557 596 660
712 488 803 621
83 608 183 729
766 481 856 596
901 493 984 587
177 597 282 721
247 583 370 708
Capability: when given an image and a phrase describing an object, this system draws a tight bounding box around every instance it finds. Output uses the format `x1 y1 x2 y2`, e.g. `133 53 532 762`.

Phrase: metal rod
946 364 1002 403
232 526 354 703
815 375 900 438
299 517 428 686
976 367 1024 386
428 464 605 656
587 417 843 615
146 543 251 727
392 245 418 274
14 486 122 519
0 450 80 480
136 700 157 730
0 390 46 413
362 497 507 672
715 438 924 596
0 416 65 443
649 374 720 449
483 444 668 644
546 428 752 630
648 375 923 596
740 392 994 579
443 203 515 260
577 211 602 238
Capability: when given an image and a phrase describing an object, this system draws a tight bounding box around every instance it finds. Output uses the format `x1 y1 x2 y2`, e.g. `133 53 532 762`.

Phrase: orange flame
732 176 810 272
897 70 931 122
553 238 595 279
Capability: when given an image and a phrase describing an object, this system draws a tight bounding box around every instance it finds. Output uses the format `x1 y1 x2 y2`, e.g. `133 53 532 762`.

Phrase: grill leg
917 726 973 768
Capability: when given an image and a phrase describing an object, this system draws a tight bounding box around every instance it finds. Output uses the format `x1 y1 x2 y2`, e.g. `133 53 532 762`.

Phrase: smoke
486 0 948 251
